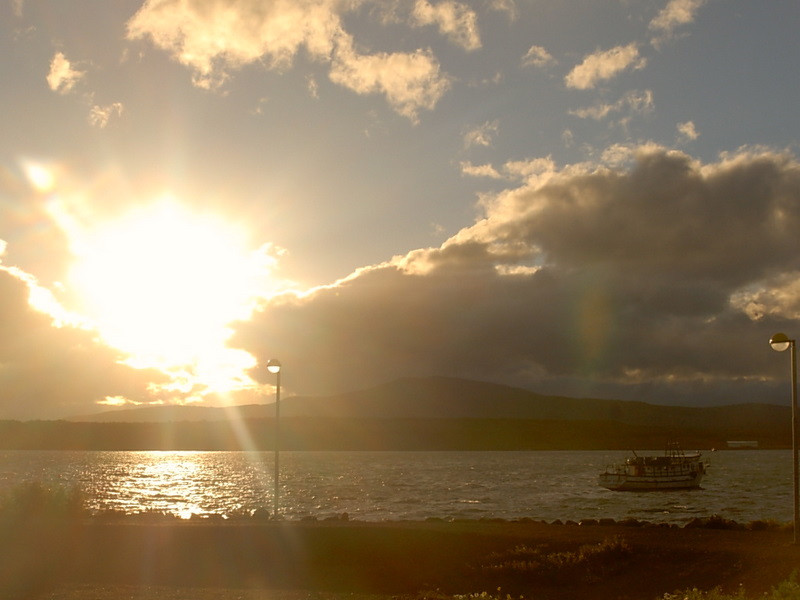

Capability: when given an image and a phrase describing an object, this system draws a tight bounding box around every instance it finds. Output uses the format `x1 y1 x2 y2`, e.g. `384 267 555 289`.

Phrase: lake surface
0 450 792 524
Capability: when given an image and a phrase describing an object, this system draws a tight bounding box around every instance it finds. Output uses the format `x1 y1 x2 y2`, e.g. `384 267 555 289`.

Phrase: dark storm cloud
0 267 164 419
233 148 800 406
504 151 800 284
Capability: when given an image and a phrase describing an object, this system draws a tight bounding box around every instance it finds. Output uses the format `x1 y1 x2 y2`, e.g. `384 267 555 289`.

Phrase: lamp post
266 359 282 519
769 333 799 544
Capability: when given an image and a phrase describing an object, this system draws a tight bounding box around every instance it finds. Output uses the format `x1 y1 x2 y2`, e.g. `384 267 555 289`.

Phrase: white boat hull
598 469 704 491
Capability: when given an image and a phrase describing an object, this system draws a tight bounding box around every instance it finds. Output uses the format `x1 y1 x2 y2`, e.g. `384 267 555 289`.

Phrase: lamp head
266 359 282 374
770 333 793 352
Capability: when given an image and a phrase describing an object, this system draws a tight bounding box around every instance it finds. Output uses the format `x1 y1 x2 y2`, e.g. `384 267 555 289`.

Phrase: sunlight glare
23 161 55 192
68 200 277 396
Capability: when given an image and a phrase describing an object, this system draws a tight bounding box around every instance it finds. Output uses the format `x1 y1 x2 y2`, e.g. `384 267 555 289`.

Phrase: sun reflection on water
130 452 202 518
94 451 276 519
0 450 793 524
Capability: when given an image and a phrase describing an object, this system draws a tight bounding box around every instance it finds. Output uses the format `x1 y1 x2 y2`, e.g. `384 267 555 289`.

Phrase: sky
1 0 800 420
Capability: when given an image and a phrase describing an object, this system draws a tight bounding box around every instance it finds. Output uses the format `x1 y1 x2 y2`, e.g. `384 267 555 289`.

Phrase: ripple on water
0 449 793 523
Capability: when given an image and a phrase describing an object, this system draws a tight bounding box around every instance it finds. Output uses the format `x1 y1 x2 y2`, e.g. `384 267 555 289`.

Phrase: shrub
661 587 748 600
684 515 742 530
0 482 87 598
0 481 85 523
769 571 800 600
480 536 632 584
662 571 800 600
745 519 791 532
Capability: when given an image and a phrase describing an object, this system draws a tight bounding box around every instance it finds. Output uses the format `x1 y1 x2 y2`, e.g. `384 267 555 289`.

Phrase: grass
2 483 800 599
660 572 800 600
478 536 633 584
415 572 800 600
415 575 800 600
0 481 85 521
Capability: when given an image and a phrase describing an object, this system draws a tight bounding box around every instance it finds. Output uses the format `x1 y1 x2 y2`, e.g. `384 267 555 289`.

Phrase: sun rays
62 197 279 403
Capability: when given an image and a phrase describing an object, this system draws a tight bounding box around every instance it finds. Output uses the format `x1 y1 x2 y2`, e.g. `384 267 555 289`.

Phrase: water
0 450 792 525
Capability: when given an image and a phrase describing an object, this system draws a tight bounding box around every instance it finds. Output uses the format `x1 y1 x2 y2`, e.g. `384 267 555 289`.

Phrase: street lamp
770 333 799 544
266 359 282 519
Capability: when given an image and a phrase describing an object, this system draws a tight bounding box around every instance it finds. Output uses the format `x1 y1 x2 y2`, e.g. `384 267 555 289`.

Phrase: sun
67 199 277 398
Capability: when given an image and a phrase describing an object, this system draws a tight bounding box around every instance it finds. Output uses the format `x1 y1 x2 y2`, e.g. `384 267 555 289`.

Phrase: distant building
726 440 759 449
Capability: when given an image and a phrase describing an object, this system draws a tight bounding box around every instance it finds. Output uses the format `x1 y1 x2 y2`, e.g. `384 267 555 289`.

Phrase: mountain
67 404 272 423
67 375 789 435
280 377 789 435
10 376 784 450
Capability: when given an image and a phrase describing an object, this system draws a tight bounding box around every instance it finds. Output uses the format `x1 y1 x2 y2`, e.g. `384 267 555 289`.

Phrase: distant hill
0 376 782 450
67 375 789 436
67 404 269 423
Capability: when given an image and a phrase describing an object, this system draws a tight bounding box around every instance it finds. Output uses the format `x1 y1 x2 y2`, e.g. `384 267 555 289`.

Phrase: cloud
329 39 451 123
307 75 320 99
521 45 555 68
488 0 517 21
46 52 85 94
127 0 452 119
231 148 800 406
570 90 654 121
412 0 481 51
677 120 699 141
45 53 123 126
126 0 342 89
649 0 706 48
0 266 161 419
461 156 558 184
463 120 499 149
460 161 503 179
89 102 124 128
565 43 646 90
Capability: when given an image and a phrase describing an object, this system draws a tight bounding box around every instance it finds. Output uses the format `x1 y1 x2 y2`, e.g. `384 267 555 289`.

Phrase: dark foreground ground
4 518 800 600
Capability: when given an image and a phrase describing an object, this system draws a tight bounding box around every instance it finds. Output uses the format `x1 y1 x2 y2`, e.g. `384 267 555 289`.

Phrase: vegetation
415 577 800 600
0 482 86 598
478 536 633 584
0 480 85 523
0 414 789 451
661 572 800 599
0 482 798 599
415 573 800 600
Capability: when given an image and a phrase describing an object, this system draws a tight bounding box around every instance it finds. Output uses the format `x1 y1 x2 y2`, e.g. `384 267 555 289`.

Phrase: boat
598 443 707 491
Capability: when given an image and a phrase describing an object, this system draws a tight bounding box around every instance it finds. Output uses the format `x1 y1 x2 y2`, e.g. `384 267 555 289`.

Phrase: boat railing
602 463 629 475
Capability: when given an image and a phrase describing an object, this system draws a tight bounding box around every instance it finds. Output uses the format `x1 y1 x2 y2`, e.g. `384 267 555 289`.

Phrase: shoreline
4 517 800 600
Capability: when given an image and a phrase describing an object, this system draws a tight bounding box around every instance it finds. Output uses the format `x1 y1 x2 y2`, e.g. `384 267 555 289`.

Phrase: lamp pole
770 333 799 544
266 359 282 519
